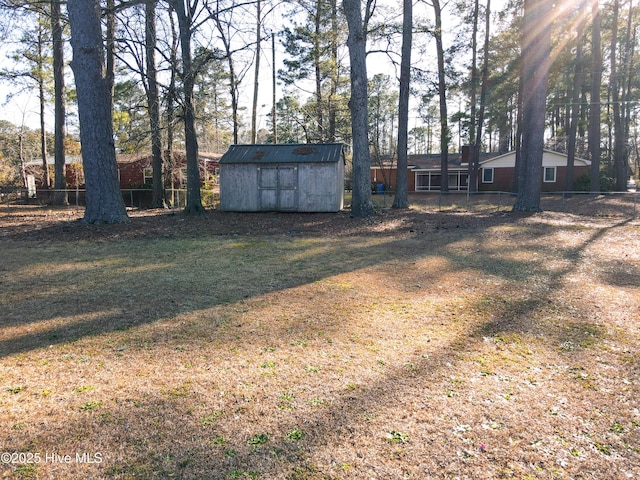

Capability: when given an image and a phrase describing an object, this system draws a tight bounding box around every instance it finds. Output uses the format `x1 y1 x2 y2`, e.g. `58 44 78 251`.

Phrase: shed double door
258 165 298 211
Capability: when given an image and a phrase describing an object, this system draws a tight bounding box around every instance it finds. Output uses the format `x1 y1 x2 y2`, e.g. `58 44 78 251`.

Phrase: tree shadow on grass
0 210 535 359
1 213 633 360
2 215 638 478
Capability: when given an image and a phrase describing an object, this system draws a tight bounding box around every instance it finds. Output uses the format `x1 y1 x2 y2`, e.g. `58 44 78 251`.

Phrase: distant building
371 148 591 192
24 152 221 190
478 150 590 192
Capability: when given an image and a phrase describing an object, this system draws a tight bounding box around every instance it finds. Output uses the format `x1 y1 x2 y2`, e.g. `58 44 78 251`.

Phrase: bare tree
250 0 261 143
468 0 480 192
467 0 490 193
34 13 51 191
565 5 587 192
609 0 626 191
431 0 449 193
0 8 53 190
609 0 635 191
169 0 204 213
166 6 179 202
146 0 165 208
208 0 254 145
51 0 67 205
474 0 490 187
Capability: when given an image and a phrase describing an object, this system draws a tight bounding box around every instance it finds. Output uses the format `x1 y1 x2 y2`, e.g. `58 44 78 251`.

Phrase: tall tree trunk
473 0 491 193
51 0 67 205
610 0 626 191
314 0 324 141
68 0 128 224
469 0 479 149
589 0 602 192
251 0 261 144
622 3 635 142
228 54 240 144
468 0 479 193
620 0 634 183
166 6 179 206
146 0 165 208
328 0 338 142
105 0 115 111
512 79 523 193
432 0 449 193
172 0 204 214
344 0 374 217
37 22 50 191
392 0 411 209
19 129 27 189
39 78 48 189
566 12 585 192
513 0 551 211
272 32 277 143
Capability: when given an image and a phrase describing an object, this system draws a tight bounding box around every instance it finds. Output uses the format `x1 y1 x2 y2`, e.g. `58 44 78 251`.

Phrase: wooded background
0 0 637 219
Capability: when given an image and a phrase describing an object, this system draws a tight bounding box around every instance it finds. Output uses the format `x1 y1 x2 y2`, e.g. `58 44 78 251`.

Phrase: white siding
480 150 591 169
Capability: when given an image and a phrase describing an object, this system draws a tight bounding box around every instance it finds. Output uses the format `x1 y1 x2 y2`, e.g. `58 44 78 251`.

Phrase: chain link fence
371 190 639 218
2 187 638 218
0 187 220 211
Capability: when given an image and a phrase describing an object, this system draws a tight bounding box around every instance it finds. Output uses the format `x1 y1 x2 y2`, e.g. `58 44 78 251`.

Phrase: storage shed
219 143 345 212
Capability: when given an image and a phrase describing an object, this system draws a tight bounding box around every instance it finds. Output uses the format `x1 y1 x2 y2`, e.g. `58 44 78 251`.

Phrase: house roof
372 150 591 171
26 151 222 167
372 152 499 171
116 151 222 164
25 155 84 166
220 143 344 164
479 149 591 168
408 152 498 170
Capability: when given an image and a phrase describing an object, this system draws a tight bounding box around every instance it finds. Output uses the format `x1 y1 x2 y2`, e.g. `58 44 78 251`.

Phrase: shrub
573 173 615 192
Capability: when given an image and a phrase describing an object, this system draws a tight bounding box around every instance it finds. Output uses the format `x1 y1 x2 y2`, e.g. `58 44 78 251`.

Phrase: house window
544 167 556 183
448 174 458 189
143 167 153 185
482 168 494 183
416 173 430 191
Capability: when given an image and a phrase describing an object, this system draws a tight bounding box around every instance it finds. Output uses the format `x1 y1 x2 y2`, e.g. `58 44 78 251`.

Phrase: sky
0 0 506 137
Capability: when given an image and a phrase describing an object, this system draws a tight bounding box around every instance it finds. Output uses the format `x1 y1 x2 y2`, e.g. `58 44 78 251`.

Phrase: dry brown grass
0 199 639 479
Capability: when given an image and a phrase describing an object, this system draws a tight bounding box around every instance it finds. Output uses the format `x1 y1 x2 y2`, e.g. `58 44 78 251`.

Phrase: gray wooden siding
219 164 259 211
297 162 343 212
219 143 345 212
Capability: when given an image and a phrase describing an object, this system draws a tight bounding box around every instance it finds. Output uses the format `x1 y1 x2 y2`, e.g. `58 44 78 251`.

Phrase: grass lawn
0 200 639 479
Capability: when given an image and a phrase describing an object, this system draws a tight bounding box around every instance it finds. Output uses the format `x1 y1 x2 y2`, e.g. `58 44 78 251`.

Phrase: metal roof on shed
219 143 344 164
